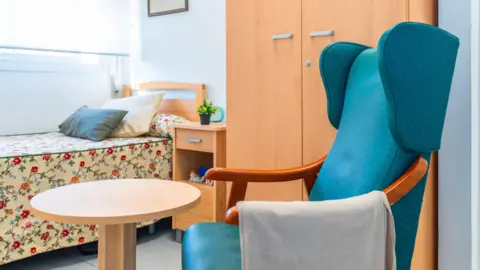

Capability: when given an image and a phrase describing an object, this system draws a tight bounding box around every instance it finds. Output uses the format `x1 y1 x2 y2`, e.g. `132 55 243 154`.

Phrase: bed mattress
0 132 172 265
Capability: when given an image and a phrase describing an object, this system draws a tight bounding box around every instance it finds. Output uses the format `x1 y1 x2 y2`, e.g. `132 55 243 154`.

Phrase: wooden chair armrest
225 206 239 225
206 156 326 209
205 156 326 183
383 156 429 204
225 156 428 226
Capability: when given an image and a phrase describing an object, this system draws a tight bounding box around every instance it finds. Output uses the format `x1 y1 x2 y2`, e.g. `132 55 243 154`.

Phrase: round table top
30 179 201 225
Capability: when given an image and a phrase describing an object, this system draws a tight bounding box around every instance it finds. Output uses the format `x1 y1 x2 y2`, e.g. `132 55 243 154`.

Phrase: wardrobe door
301 0 408 165
226 0 303 200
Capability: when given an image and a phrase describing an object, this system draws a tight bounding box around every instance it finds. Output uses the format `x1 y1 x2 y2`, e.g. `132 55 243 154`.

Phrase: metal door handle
272 34 294 40
186 138 202 143
310 30 334 37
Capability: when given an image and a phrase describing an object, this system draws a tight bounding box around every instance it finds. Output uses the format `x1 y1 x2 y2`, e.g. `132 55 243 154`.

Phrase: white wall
439 0 472 269
130 0 226 109
471 0 479 268
0 61 115 135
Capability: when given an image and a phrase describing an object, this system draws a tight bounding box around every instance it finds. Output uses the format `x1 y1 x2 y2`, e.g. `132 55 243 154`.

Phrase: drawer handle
310 30 334 37
186 138 202 143
272 34 294 40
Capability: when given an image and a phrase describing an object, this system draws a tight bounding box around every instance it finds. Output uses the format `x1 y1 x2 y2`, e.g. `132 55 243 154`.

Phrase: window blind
0 0 130 55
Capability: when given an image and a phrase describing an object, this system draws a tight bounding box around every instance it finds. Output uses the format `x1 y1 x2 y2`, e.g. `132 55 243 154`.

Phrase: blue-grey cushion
58 106 88 130
59 106 128 142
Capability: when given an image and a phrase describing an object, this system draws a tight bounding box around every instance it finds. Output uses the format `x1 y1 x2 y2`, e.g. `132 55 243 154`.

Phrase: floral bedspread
0 132 170 157
0 132 173 265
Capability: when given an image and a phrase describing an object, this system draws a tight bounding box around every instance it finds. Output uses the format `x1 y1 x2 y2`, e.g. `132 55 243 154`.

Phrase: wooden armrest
225 206 239 225
206 156 326 209
205 156 326 183
383 156 428 205
224 156 428 226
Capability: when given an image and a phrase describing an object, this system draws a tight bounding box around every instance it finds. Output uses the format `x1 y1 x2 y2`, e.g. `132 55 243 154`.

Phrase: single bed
0 81 206 265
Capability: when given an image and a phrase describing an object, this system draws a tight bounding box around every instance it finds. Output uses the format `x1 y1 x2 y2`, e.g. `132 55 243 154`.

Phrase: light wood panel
157 100 199 121
301 0 408 166
122 81 206 121
122 84 132 98
226 0 303 201
408 0 438 25
213 131 227 221
173 122 227 131
98 224 136 270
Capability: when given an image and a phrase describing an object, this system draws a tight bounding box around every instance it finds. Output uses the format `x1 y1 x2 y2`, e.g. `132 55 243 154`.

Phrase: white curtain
0 0 129 54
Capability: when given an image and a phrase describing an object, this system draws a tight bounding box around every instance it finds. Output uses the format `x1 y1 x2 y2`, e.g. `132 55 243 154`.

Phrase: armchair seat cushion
182 223 241 270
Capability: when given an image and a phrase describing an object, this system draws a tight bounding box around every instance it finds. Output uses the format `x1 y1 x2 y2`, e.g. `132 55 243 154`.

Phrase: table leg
98 223 137 270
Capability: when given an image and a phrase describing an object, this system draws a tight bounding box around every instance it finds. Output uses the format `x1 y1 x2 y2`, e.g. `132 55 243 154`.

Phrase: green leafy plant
197 100 219 115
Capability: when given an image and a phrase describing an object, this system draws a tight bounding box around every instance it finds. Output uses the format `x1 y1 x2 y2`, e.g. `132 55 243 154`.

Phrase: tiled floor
2 227 181 270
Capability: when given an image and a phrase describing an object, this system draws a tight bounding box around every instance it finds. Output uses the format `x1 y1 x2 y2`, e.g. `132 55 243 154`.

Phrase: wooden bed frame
122 81 206 122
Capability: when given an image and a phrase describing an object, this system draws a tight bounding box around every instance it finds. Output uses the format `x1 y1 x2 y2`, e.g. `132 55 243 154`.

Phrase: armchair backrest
309 22 459 269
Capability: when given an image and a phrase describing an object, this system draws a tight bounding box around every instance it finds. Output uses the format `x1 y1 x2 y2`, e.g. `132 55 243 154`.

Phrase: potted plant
197 100 218 125
197 100 219 125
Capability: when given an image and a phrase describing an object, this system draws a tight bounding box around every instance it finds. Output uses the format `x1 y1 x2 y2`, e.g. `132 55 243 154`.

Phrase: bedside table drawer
176 129 214 152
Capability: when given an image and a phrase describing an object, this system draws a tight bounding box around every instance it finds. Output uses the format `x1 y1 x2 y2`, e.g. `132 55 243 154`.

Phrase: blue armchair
182 22 459 270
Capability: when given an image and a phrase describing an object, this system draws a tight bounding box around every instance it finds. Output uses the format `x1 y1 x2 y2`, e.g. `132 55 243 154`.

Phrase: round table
30 179 200 270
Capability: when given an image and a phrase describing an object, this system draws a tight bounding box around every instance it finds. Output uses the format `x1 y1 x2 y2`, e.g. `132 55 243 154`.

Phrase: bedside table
172 122 227 241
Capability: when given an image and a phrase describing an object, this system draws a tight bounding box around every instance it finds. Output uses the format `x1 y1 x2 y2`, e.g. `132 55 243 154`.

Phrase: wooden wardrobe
226 1 438 269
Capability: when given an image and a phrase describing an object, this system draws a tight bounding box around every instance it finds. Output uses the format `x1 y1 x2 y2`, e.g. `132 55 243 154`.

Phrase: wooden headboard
123 81 206 121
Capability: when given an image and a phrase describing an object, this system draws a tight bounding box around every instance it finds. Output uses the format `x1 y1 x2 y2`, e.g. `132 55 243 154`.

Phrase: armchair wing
205 156 428 226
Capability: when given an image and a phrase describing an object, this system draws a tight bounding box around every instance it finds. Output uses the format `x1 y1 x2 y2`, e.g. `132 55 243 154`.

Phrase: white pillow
102 93 164 138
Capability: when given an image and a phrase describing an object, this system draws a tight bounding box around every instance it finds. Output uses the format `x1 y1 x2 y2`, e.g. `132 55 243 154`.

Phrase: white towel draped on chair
238 191 396 270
